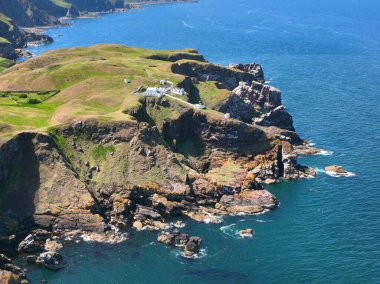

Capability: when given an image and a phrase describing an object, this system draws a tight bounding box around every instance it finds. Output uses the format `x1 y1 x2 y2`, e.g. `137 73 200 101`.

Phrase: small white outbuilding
171 88 185 96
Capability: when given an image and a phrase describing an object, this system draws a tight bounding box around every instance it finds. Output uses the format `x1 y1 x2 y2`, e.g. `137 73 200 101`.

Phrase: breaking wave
182 21 196 29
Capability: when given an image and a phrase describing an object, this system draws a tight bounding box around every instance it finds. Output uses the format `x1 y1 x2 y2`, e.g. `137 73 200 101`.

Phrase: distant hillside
0 0 126 27
0 0 126 64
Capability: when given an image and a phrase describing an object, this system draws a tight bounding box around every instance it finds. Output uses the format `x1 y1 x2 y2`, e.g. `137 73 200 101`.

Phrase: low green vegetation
0 37 10 44
206 160 244 183
48 128 71 158
0 13 14 30
92 145 116 160
0 91 59 104
0 57 13 72
50 0 71 8
196 81 231 109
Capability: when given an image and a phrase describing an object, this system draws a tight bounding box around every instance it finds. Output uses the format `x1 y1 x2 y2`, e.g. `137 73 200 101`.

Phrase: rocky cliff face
0 97 313 238
171 61 264 90
67 0 124 12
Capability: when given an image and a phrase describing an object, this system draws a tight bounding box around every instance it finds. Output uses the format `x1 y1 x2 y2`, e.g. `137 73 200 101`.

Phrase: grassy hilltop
0 44 230 141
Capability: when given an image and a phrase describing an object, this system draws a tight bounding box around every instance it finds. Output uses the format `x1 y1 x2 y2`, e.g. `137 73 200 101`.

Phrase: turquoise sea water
26 0 380 283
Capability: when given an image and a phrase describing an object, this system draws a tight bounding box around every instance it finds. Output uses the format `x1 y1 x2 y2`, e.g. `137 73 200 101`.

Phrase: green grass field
0 91 59 104
49 0 71 8
0 57 13 72
0 44 233 140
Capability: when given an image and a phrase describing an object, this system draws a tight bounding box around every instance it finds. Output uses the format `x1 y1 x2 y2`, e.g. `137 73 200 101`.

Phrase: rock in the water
184 237 202 257
324 165 353 177
132 221 143 230
183 207 223 224
173 220 186 228
44 239 62 252
17 234 36 253
39 251 66 270
217 190 278 214
174 232 189 247
157 232 175 246
264 178 277 185
239 229 254 238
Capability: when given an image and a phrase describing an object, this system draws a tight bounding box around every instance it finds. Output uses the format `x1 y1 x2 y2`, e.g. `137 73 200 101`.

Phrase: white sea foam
182 21 196 29
325 170 356 178
220 224 254 239
174 248 208 259
317 150 334 156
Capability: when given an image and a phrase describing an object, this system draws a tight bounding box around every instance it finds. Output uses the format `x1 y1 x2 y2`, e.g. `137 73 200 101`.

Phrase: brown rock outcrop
217 190 278 215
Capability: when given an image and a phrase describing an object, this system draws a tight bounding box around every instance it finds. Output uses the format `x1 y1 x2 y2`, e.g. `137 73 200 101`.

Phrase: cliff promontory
0 44 317 280
0 44 315 233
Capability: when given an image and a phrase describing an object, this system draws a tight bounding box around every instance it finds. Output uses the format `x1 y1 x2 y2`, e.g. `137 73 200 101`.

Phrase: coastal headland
0 43 323 281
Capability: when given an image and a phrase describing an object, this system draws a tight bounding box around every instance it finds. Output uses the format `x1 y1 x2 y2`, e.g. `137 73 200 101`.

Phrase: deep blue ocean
26 0 380 283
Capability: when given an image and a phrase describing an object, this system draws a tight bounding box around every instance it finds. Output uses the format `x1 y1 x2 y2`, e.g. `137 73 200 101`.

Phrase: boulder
44 239 62 252
132 221 143 230
217 190 278 214
157 232 175 246
39 251 66 271
17 234 36 253
151 194 187 215
184 237 202 257
174 233 189 247
239 229 254 238
324 165 349 174
134 205 162 221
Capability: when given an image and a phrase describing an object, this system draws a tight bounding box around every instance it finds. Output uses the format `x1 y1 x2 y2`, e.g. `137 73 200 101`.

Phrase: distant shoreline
17 0 198 59
22 0 198 32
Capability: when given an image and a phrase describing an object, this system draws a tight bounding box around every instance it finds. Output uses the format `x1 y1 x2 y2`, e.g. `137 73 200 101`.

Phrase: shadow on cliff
0 134 40 230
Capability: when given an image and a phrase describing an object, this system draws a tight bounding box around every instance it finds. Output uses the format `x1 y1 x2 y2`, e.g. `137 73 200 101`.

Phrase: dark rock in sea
184 236 202 256
157 232 175 246
174 232 189 247
217 190 278 215
238 228 254 238
39 251 66 271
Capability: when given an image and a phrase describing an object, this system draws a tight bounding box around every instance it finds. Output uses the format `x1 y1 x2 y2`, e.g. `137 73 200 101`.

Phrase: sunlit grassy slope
0 44 229 139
